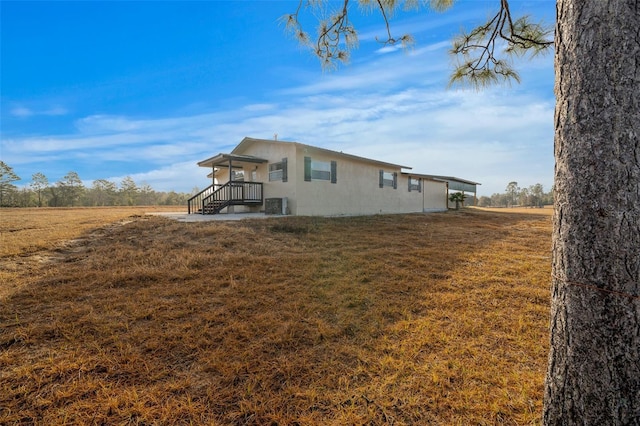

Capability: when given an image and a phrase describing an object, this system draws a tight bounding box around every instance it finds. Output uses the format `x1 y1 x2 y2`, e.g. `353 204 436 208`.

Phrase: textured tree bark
544 0 640 424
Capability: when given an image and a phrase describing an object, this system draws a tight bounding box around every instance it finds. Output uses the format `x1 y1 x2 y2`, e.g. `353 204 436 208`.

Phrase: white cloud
11 106 33 117
44 106 68 116
375 45 402 54
106 161 211 193
2 82 553 195
242 103 276 112
9 105 68 117
2 35 553 197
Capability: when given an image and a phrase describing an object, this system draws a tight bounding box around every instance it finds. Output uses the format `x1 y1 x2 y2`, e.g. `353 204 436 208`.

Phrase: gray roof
234 137 412 170
197 152 268 168
415 174 481 186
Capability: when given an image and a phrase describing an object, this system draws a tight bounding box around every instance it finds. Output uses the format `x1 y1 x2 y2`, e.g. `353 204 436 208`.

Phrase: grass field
1 207 552 425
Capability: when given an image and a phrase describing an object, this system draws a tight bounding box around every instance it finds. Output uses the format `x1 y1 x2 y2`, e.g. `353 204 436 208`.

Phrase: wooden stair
188 181 264 215
201 199 230 214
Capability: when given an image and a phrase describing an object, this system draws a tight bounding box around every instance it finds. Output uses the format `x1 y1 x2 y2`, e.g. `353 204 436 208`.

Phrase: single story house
188 137 479 216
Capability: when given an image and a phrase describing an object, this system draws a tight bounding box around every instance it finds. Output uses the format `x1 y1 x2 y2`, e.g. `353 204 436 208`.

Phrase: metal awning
197 153 268 169
418 175 481 193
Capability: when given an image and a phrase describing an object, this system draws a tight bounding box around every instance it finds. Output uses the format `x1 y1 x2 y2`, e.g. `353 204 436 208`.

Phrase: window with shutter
409 177 421 192
304 157 337 182
380 170 396 188
269 160 287 182
282 158 288 182
331 161 337 184
304 157 312 181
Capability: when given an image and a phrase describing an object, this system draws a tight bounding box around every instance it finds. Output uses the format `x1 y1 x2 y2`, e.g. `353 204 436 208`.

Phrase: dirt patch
0 217 144 300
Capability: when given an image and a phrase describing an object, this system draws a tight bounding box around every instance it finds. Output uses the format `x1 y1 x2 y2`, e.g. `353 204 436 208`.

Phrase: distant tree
505 181 519 207
477 195 492 207
138 183 156 205
90 179 118 206
0 161 21 206
542 185 554 206
16 187 32 207
47 186 60 207
162 191 187 206
30 173 49 207
518 186 530 206
57 171 84 207
529 183 544 208
489 192 508 207
119 176 139 206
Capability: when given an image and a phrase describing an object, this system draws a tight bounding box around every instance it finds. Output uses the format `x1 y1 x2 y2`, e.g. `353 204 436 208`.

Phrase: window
304 157 337 183
269 158 288 182
379 170 397 189
408 177 421 192
311 160 331 180
232 170 244 181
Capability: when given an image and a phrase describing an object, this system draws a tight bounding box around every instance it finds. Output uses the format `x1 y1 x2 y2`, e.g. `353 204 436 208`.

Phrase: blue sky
1 0 555 196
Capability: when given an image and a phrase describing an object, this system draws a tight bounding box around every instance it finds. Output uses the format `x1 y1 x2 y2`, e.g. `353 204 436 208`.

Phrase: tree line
0 161 193 207
477 181 553 208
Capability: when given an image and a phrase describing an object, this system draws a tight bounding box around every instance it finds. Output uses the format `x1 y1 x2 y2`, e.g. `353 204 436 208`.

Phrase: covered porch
188 153 268 214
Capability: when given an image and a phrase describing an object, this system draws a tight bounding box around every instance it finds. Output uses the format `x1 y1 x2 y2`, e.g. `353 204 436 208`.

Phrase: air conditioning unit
265 197 288 215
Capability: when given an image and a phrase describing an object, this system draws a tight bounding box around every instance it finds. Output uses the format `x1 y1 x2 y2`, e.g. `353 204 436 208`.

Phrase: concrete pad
148 212 275 222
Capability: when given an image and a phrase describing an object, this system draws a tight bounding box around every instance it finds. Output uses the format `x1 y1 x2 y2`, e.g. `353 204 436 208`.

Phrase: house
188 137 479 216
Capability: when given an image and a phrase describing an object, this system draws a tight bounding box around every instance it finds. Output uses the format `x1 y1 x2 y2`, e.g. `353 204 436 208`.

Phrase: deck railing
188 181 263 214
188 183 219 214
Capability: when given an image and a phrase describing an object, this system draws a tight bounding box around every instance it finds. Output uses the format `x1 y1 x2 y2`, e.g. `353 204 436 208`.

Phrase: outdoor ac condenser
265 197 289 215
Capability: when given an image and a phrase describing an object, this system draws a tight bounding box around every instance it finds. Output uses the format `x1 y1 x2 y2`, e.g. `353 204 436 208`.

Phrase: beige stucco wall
422 179 448 212
291 146 445 216
213 139 448 216
234 141 299 214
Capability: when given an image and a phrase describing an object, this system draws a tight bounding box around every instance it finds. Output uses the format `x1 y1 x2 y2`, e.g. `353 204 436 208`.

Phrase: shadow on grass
0 209 551 424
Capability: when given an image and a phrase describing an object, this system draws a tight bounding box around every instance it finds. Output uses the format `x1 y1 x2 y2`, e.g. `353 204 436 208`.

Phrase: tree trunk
544 0 640 424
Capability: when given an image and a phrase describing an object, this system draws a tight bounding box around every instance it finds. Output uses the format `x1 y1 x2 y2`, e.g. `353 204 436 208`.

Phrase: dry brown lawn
1 207 551 425
473 206 553 216
0 206 185 300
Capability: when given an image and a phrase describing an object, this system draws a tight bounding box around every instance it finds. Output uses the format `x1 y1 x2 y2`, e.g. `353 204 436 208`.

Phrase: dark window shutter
418 178 422 193
331 161 337 184
393 172 398 189
408 176 412 192
282 158 288 182
304 156 311 181
379 170 384 188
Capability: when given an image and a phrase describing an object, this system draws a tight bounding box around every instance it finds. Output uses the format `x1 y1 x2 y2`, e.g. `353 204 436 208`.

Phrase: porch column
227 159 234 214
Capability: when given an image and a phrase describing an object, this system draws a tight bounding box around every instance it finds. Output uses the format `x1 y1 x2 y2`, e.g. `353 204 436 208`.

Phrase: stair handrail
201 182 231 214
188 183 219 214
192 181 264 214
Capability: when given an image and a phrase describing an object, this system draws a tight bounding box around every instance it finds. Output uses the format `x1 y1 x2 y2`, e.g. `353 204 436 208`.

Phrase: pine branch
449 0 553 88
284 0 553 85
